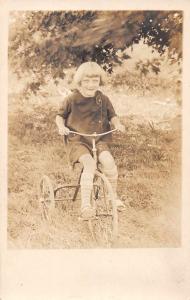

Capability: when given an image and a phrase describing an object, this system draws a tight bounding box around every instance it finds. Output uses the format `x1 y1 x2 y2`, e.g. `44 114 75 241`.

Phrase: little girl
56 62 125 219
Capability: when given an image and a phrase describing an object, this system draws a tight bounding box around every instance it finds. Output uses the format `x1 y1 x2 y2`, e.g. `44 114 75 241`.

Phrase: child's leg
98 150 118 198
99 151 125 209
78 153 96 214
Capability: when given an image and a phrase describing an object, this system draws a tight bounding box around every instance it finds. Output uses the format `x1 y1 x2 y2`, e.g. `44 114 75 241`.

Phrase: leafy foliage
135 58 161 76
9 10 182 95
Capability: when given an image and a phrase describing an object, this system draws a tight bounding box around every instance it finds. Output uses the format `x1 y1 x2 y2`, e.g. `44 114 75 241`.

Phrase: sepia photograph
2 1 190 299
8 10 182 249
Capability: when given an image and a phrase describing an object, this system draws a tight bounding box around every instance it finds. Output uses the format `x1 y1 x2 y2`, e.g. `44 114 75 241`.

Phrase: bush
107 54 181 98
9 100 59 144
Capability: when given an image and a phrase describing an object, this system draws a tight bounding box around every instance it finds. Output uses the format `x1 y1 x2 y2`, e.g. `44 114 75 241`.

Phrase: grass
8 99 181 248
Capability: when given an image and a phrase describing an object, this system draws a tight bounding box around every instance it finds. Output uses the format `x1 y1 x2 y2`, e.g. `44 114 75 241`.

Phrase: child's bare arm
110 116 125 133
55 115 70 135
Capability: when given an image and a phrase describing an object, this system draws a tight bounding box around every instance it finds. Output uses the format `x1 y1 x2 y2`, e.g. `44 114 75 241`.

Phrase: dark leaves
136 59 161 76
9 10 182 94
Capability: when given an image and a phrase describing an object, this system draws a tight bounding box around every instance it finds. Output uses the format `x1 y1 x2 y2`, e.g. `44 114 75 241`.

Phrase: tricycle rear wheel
38 175 55 220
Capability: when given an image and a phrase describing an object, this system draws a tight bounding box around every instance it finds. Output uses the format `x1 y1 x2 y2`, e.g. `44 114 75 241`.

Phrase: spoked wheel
87 170 118 247
38 175 55 221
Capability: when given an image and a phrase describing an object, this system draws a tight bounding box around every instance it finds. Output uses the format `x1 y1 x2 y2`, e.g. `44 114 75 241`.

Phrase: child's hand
115 123 126 133
111 116 126 133
58 126 70 135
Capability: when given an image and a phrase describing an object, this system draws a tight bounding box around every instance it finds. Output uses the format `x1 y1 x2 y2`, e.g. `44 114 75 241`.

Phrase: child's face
79 75 100 97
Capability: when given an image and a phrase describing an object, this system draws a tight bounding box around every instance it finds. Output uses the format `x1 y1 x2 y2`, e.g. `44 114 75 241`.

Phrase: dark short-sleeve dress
57 89 117 164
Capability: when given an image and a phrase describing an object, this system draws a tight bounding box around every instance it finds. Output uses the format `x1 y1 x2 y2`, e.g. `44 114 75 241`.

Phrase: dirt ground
8 93 181 248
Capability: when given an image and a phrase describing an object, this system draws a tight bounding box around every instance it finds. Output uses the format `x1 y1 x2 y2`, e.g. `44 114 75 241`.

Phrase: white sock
80 172 94 210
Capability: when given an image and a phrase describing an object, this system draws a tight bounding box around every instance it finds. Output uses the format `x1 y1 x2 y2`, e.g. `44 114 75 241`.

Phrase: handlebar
68 129 117 137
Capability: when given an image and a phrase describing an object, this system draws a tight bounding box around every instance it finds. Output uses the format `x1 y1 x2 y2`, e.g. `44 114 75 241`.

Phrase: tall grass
8 93 181 248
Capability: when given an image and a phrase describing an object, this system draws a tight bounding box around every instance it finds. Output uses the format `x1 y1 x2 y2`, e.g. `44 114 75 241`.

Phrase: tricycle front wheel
89 170 118 247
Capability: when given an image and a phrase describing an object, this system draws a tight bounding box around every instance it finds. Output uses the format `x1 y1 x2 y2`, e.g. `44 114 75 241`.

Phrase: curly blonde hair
73 61 106 86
